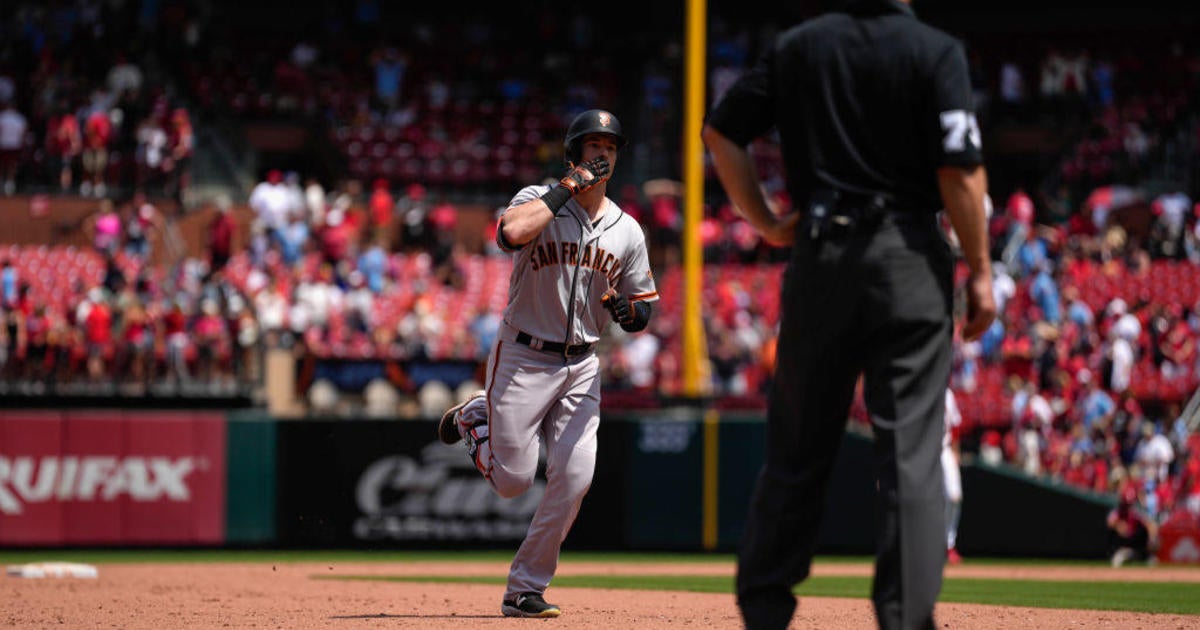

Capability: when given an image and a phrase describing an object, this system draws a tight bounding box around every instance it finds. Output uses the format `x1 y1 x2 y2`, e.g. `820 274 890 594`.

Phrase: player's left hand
601 288 634 325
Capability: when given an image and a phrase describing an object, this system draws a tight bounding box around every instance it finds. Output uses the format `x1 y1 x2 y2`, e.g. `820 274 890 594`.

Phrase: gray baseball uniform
453 185 657 600
943 389 963 550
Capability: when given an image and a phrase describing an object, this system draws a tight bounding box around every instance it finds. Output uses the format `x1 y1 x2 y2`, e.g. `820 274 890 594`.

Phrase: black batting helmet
564 109 627 165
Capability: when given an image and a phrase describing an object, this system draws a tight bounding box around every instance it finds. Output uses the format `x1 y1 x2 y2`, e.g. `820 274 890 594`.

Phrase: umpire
702 1 996 629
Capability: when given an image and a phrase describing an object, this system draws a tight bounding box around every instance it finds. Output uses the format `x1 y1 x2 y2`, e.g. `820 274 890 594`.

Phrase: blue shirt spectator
280 219 309 267
373 49 405 108
979 319 1005 361
1017 238 1048 277
468 309 501 360
1080 387 1115 428
1067 299 1094 327
357 243 387 294
1030 267 1061 325
1 261 16 306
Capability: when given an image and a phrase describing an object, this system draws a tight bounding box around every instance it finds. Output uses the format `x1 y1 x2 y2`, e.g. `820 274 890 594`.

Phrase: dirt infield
3 561 1199 629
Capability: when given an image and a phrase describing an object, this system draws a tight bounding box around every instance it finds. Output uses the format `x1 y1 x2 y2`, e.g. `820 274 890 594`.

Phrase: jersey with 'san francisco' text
498 186 658 346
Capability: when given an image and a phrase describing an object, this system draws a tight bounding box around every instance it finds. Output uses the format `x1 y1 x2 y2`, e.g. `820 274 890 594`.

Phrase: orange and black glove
601 288 634 326
540 157 610 215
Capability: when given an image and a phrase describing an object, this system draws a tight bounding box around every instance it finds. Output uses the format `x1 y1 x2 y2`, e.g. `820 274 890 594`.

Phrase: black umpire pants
737 213 953 630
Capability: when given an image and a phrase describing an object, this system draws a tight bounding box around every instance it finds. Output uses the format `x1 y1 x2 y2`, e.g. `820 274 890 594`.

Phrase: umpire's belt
515 330 594 357
803 189 898 239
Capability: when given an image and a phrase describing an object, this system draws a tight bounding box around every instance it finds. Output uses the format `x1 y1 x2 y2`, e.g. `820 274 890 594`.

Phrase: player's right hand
560 157 610 196
960 270 996 342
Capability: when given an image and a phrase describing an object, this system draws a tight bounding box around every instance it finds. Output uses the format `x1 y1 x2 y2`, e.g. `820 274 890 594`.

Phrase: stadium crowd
0 2 1198 537
1 2 196 203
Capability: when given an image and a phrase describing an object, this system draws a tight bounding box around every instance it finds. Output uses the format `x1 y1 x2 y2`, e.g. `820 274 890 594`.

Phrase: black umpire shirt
706 0 983 214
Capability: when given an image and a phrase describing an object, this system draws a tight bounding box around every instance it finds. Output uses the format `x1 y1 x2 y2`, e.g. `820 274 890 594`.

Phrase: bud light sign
0 412 226 545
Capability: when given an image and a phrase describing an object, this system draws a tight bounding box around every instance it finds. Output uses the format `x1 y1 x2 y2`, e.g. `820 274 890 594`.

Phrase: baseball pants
459 324 601 600
737 215 953 630
942 446 962 549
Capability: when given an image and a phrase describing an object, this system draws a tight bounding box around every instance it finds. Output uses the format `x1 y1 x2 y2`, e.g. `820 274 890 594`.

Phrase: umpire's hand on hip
756 212 800 247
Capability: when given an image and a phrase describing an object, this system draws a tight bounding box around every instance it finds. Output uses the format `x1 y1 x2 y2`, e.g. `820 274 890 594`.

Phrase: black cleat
437 390 485 445
501 592 561 618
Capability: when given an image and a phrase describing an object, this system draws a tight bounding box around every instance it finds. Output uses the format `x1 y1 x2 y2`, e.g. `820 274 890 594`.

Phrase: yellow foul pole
682 0 708 397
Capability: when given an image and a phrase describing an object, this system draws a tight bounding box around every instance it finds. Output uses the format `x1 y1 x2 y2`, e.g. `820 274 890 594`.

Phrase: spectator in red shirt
81 107 112 198
121 300 154 387
1000 187 1036 264
1007 187 1036 228
649 189 682 247
83 291 112 383
166 108 194 204
368 177 394 244
1062 450 1093 489
193 298 226 382
318 207 356 265
1161 316 1195 381
208 196 236 274
47 104 82 192
427 197 458 247
699 211 724 262
1107 488 1158 567
164 300 190 386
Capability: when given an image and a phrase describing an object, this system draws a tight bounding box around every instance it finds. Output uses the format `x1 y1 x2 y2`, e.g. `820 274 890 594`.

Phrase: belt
803 189 935 239
515 330 594 357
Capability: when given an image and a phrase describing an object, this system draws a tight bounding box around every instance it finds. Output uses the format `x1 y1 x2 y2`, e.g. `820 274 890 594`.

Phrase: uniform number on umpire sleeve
939 110 981 153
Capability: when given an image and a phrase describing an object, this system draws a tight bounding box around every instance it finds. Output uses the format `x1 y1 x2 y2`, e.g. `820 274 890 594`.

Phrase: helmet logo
598 112 612 127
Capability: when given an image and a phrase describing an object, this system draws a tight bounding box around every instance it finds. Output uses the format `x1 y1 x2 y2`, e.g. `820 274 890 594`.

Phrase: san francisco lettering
530 242 623 285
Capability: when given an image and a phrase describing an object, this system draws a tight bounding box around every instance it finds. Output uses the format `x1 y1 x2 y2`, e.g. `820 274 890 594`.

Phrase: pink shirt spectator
194 314 224 340
95 210 121 252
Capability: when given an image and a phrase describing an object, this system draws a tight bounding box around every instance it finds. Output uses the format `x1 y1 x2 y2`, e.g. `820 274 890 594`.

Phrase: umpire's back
772 0 974 212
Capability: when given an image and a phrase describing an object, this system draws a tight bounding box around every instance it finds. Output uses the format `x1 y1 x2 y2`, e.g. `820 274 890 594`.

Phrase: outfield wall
0 410 1137 557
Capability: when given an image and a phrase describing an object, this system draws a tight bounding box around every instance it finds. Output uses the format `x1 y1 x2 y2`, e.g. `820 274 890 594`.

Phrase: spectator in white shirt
254 279 289 347
305 177 326 226
1135 424 1174 483
622 332 660 390
107 54 144 98
248 170 294 246
297 264 343 329
0 100 27 195
991 262 1017 314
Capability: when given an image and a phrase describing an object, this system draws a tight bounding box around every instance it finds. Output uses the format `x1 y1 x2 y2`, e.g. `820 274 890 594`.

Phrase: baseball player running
438 109 658 618
943 388 964 564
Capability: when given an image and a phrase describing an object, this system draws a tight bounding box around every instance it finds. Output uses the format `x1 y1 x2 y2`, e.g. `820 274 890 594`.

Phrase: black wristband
539 185 573 216
619 300 652 333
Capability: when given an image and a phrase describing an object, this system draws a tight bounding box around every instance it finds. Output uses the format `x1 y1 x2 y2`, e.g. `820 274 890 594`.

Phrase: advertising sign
276 421 545 547
0 412 226 545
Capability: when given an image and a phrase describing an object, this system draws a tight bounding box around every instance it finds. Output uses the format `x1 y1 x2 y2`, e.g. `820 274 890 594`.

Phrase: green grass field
1 550 1195 615
326 573 1200 616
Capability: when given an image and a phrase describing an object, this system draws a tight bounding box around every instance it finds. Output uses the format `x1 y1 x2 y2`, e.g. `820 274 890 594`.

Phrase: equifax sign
0 456 201 515
0 412 227 545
